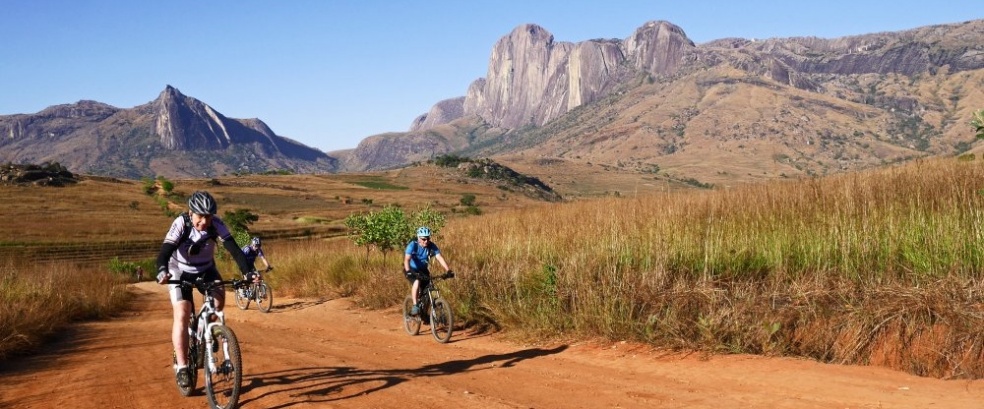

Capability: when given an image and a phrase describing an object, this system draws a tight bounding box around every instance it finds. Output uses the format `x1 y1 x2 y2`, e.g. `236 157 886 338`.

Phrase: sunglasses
418 237 430 241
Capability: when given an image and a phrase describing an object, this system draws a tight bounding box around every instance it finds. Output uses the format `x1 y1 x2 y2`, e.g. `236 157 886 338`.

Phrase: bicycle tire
402 295 420 335
256 282 273 313
430 298 453 343
204 325 242 409
233 286 250 310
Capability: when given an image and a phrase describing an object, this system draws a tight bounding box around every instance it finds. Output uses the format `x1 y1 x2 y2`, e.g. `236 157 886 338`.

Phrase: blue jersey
405 240 439 270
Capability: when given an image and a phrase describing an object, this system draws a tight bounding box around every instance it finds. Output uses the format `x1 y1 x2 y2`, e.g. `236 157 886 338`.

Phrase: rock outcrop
431 19 984 135
155 86 329 162
409 97 465 132
460 21 692 130
0 162 77 186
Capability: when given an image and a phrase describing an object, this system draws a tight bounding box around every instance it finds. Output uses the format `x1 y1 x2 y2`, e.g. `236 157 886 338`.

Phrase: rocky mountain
4 19 982 186
340 19 984 185
0 85 337 179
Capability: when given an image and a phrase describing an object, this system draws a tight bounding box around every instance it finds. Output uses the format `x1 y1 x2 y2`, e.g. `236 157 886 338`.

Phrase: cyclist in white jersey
155 190 255 389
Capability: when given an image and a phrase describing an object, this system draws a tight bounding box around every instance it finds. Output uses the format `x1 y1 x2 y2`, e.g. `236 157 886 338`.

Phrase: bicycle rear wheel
430 298 453 343
233 286 250 310
402 295 421 335
256 282 273 313
204 325 242 409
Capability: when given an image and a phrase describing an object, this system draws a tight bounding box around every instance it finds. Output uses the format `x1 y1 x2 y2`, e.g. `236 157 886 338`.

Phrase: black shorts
405 267 431 285
169 266 223 303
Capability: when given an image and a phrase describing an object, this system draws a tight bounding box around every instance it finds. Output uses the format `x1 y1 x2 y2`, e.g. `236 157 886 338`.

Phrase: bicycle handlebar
430 272 455 281
165 278 243 291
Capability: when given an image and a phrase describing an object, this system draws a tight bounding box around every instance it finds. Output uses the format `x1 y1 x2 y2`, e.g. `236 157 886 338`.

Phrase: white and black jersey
163 215 235 274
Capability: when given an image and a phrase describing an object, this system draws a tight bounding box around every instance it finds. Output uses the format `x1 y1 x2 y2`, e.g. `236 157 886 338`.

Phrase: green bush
344 205 446 258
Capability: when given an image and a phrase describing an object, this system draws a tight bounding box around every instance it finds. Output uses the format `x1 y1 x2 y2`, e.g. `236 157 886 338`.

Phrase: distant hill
339 19 984 186
0 85 337 179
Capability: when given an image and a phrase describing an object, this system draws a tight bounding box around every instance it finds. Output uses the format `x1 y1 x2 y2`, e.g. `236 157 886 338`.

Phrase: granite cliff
341 19 984 180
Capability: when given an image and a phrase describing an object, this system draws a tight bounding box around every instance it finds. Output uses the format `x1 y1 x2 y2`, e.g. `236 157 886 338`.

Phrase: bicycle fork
203 312 229 374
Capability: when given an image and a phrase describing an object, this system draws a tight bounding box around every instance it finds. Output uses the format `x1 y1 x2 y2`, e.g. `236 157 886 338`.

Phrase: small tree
156 176 174 194
224 209 259 247
345 205 446 259
410 207 445 239
344 205 412 258
141 177 156 195
973 109 984 139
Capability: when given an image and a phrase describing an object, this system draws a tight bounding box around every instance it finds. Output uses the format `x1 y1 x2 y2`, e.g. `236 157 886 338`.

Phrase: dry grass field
0 163 589 247
10 157 984 380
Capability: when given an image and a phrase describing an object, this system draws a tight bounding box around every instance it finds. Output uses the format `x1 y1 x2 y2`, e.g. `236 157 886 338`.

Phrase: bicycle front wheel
233 286 250 310
430 298 453 343
402 295 420 335
256 282 273 313
204 325 242 409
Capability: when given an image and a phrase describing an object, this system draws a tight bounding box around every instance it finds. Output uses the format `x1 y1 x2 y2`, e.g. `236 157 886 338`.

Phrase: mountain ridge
1 18 982 186
338 18 984 185
0 85 337 179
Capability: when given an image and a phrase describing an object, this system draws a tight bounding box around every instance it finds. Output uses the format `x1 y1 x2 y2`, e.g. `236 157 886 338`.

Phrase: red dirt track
1 282 983 408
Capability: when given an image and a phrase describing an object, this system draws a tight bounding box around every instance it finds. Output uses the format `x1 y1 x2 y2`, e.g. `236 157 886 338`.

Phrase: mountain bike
168 278 244 409
402 272 454 343
233 267 273 313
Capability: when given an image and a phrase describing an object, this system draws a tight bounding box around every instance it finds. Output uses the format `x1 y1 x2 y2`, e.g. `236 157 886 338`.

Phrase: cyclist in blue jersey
403 226 454 316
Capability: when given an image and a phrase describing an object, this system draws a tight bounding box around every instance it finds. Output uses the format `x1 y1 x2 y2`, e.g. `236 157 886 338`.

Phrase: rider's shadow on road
418 345 568 374
238 345 568 408
267 298 331 312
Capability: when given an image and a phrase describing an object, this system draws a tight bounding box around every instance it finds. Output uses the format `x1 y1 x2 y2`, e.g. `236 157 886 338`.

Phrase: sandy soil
1 282 983 409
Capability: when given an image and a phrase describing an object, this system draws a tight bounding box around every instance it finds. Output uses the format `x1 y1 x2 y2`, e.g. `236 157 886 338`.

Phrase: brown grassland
3 158 984 380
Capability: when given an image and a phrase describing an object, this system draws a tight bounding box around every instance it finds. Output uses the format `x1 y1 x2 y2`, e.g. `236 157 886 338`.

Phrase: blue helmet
251 236 261 247
416 226 431 237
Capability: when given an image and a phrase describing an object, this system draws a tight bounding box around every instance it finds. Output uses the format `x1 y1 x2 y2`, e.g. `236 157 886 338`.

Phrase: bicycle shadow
238 345 568 408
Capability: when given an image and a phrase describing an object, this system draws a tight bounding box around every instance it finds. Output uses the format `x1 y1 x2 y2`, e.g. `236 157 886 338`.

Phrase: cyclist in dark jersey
155 190 255 389
241 236 270 279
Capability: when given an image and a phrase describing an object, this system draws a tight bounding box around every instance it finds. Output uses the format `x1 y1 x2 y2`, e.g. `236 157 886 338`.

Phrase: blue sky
1 1 980 152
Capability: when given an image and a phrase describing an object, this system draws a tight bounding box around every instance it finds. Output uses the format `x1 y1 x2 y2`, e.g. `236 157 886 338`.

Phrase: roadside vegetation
0 259 129 360
6 151 984 379
259 156 984 379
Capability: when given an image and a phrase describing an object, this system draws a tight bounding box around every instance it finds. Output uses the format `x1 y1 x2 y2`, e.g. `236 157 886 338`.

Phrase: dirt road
1 282 983 408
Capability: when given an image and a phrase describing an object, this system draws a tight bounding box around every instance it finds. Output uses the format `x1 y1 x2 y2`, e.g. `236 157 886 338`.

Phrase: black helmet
188 191 217 215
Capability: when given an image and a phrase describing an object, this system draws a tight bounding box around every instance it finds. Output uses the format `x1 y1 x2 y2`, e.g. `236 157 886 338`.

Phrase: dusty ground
2 282 983 409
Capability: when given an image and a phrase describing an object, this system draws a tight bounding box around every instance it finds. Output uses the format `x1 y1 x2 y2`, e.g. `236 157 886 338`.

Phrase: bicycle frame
418 279 441 312
191 289 230 373
403 272 454 343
